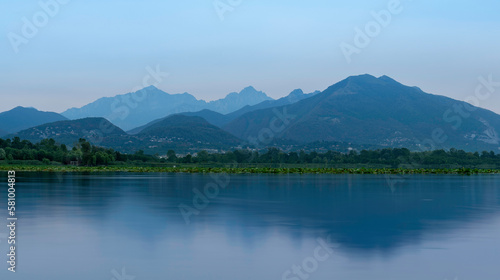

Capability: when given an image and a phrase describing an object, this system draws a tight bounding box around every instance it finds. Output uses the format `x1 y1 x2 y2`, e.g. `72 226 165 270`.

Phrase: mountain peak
346 74 378 83
11 106 36 112
206 86 273 115
238 86 265 96
223 86 271 100
378 75 392 80
344 74 401 85
241 86 257 92
327 74 407 94
133 85 167 94
142 85 160 91
378 75 400 84
288 89 304 96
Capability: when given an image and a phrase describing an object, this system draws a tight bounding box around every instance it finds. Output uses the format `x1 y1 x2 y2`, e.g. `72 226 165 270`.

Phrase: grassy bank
0 165 499 175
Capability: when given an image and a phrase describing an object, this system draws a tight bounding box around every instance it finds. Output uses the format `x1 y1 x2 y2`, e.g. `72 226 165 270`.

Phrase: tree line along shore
0 137 499 174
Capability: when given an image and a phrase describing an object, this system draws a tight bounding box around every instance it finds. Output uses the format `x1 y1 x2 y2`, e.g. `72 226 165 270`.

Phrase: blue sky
1 0 499 113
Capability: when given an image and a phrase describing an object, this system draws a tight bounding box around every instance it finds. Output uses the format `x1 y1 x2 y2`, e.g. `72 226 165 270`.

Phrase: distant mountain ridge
207 86 272 114
0 106 67 137
223 88 321 122
128 88 320 133
61 86 273 131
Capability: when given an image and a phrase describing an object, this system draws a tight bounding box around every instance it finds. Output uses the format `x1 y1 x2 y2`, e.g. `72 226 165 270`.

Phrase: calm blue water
0 172 499 279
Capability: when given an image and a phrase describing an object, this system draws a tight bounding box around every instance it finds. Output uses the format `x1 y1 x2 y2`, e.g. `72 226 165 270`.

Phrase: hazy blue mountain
10 118 128 147
223 74 500 152
0 106 68 137
61 86 206 131
225 88 321 121
62 86 273 131
206 86 272 114
196 88 320 126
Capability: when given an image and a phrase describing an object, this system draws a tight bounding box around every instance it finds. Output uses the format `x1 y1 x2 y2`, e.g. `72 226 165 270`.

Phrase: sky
1 0 499 114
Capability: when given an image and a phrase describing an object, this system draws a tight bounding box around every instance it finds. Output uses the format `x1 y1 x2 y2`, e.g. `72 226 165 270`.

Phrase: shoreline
1 166 499 174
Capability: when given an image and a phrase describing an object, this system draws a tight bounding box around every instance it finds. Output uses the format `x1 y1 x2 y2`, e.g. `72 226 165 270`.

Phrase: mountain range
128 88 320 133
61 86 274 131
3 75 500 154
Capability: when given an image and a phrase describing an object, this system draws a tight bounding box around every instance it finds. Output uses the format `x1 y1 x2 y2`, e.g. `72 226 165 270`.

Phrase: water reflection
0 172 498 279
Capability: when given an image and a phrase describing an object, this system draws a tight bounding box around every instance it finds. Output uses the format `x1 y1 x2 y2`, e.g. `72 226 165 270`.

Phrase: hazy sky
1 0 499 114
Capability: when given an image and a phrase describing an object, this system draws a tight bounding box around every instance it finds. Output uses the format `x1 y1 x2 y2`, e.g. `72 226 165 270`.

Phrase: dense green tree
167 150 177 162
195 151 210 163
183 154 192 163
79 139 93 165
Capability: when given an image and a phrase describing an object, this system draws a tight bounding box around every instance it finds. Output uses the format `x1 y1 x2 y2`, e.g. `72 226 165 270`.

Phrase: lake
0 172 499 279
